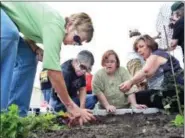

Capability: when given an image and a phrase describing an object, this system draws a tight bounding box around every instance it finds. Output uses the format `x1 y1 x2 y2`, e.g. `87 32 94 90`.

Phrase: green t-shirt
1 2 66 71
92 67 137 109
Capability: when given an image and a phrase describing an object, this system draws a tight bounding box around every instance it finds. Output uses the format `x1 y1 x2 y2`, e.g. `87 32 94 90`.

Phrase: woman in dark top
119 35 184 112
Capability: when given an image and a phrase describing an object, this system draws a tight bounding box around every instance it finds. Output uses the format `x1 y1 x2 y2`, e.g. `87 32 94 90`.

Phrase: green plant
1 104 20 138
0 104 67 138
171 114 184 127
163 25 183 115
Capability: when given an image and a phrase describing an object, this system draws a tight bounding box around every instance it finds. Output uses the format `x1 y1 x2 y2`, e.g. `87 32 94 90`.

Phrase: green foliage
171 114 184 127
0 104 67 138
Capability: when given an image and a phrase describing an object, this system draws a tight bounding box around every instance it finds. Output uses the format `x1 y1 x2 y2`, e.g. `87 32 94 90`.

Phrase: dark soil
38 113 184 138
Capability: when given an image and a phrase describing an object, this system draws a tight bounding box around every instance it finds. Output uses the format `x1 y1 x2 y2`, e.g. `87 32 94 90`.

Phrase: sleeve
152 49 168 59
42 23 65 71
92 71 104 95
172 21 183 40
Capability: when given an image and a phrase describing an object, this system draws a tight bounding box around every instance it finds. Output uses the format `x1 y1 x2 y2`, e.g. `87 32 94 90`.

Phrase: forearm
130 70 147 86
96 93 110 108
47 70 74 107
79 87 86 108
128 94 137 106
131 55 163 85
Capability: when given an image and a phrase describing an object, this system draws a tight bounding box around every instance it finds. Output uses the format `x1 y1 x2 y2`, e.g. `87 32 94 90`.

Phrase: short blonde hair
66 12 94 42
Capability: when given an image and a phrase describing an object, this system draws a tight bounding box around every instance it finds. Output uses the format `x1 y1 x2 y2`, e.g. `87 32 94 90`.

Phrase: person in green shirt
1 2 95 125
92 50 147 113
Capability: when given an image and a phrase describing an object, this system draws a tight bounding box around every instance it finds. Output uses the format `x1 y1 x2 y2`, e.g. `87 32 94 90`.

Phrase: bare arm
119 55 167 92
127 94 147 109
96 93 116 112
47 70 75 108
79 87 86 109
128 94 137 105
131 55 166 85
96 93 110 109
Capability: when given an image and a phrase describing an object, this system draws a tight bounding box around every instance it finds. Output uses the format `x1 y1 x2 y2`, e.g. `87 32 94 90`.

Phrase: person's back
148 49 184 91
1 2 65 43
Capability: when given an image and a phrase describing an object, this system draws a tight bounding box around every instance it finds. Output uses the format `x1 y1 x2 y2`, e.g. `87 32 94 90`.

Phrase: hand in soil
105 105 116 113
67 105 96 127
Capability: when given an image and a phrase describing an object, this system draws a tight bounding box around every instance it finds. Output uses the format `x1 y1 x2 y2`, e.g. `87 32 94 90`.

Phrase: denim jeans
1 9 38 116
42 88 52 103
50 92 98 112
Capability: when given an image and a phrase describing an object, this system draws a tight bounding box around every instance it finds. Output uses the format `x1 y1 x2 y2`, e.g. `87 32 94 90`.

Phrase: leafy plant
163 25 183 115
171 114 184 127
0 104 67 138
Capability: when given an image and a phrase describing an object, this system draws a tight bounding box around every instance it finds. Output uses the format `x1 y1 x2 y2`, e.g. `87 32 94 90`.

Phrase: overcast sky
33 2 183 88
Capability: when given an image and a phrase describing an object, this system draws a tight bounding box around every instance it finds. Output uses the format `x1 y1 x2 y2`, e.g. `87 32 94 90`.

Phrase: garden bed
38 113 184 138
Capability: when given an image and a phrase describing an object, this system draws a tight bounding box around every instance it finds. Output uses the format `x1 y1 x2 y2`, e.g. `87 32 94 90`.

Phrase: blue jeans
1 9 38 116
50 92 98 112
42 88 52 103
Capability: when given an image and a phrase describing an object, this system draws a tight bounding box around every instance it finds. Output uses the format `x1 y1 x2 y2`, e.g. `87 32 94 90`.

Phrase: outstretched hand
119 80 133 93
67 104 96 127
105 105 116 113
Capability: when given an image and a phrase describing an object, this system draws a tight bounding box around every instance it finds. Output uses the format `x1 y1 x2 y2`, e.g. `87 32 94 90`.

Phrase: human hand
131 104 148 109
119 80 133 93
66 103 96 126
25 39 43 61
105 105 116 113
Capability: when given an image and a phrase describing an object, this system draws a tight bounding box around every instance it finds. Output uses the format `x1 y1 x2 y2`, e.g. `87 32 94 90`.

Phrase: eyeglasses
105 60 117 64
73 31 82 46
78 61 91 72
